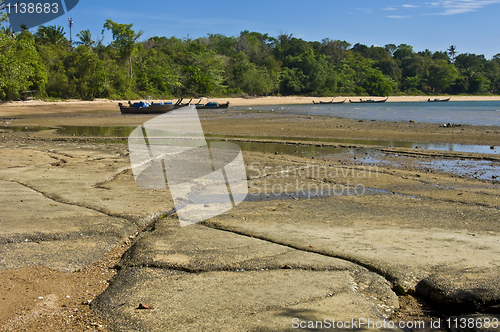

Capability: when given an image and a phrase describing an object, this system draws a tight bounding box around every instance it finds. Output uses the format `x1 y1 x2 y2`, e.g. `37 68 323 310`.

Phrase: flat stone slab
0 145 175 225
0 180 136 271
93 268 400 331
202 191 500 295
0 238 117 272
94 218 400 330
119 222 360 272
417 267 500 313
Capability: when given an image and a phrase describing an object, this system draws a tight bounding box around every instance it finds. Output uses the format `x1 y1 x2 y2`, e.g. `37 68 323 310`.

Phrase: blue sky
14 0 500 58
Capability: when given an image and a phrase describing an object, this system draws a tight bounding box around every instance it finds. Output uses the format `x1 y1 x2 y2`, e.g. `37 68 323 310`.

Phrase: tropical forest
1 15 500 101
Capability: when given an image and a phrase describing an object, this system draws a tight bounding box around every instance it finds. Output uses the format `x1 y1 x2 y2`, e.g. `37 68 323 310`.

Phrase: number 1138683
5 3 59 14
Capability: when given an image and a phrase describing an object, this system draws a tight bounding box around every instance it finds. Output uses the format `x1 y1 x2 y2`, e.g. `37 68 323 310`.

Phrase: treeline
1 18 500 101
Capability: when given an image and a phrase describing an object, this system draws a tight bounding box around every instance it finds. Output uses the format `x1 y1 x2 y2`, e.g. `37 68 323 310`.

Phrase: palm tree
74 30 95 48
447 45 457 61
34 25 68 45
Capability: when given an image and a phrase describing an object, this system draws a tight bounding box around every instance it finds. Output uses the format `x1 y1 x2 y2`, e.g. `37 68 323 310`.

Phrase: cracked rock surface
94 219 399 331
1 113 500 331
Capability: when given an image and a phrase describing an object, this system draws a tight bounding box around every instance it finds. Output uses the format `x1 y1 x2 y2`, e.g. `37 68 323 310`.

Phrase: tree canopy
1 16 500 100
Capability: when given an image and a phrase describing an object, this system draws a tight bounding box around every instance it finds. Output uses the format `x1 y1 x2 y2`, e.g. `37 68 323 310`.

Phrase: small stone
283 265 292 269
137 303 154 310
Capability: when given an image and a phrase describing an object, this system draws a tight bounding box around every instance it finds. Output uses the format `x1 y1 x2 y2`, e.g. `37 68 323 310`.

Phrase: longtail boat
428 97 451 102
118 99 184 114
349 97 388 104
312 99 346 104
195 101 230 109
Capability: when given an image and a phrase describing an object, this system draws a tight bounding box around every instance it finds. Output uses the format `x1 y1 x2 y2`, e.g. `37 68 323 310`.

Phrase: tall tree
447 45 457 61
0 1 16 50
34 25 68 46
384 44 397 57
103 19 143 80
74 29 95 48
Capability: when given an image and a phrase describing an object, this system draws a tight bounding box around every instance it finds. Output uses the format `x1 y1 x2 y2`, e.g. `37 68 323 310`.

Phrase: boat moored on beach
428 97 451 102
312 99 346 104
118 98 184 114
195 101 230 109
349 97 388 104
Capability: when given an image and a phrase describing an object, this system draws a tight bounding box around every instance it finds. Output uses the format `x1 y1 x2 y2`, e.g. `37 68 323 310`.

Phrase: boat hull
349 97 388 104
313 99 346 104
119 104 177 114
195 102 230 110
428 97 451 102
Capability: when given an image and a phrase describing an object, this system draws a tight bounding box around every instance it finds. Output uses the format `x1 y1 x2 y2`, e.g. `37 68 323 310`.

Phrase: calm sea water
232 101 500 126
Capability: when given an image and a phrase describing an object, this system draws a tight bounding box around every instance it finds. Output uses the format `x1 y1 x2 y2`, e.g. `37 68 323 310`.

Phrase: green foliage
279 67 306 95
426 59 458 93
74 30 95 48
363 71 395 96
103 19 143 80
0 30 48 100
134 49 181 97
34 25 69 46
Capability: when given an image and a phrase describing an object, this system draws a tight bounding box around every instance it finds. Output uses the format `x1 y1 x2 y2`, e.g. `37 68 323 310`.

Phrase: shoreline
1 95 500 117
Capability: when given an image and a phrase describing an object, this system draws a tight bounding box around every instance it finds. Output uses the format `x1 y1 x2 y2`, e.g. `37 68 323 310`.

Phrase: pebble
137 303 154 310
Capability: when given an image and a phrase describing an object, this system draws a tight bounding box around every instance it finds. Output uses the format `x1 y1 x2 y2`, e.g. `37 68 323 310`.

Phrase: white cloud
356 8 374 13
426 0 500 15
403 4 420 7
382 7 397 10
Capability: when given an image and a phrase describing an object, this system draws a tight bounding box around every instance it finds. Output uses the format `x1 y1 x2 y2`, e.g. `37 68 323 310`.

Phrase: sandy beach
1 95 500 117
1 98 499 331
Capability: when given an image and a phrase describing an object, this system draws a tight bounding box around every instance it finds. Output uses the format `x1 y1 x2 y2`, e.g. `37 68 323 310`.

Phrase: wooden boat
313 99 346 104
195 101 230 109
428 97 451 102
349 97 388 104
118 99 183 114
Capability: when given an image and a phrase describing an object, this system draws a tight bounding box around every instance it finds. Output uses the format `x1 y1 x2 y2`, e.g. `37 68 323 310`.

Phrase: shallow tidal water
4 123 499 182
232 100 500 126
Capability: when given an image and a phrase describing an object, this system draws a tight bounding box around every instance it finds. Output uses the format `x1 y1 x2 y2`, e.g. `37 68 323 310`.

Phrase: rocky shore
1 102 499 331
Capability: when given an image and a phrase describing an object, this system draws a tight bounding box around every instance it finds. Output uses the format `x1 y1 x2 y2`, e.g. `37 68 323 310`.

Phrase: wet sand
1 100 499 330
